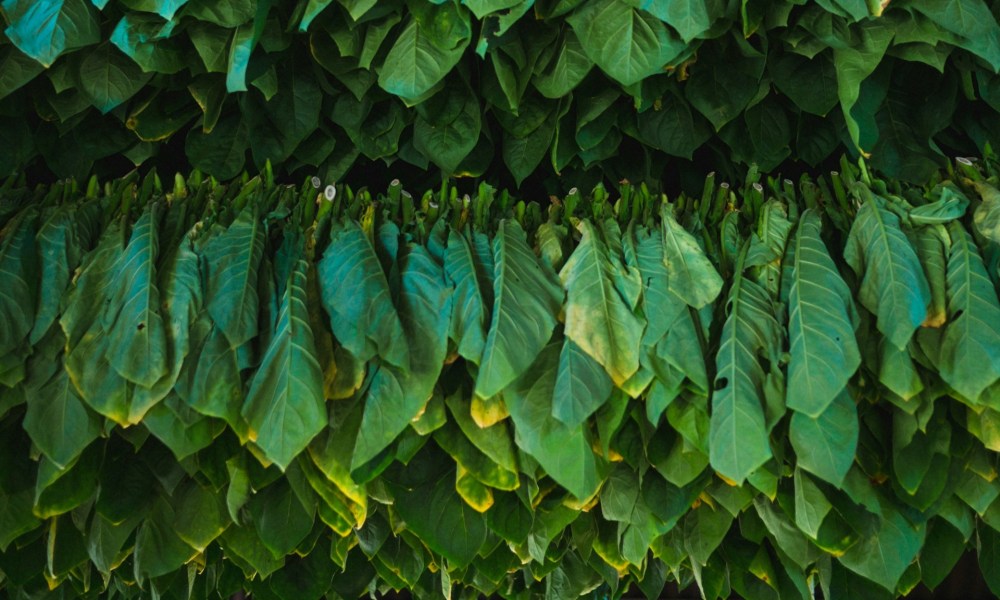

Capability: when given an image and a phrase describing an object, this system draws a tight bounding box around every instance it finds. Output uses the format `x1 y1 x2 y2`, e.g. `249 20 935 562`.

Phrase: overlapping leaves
2 0 1000 185
2 159 1000 598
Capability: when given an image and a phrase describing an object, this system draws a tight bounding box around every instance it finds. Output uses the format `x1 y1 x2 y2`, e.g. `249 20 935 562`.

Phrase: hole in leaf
137 323 145 331
715 377 729 391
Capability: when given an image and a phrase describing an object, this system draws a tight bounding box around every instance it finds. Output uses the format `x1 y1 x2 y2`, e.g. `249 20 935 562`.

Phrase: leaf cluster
2 0 1000 185
3 157 1000 598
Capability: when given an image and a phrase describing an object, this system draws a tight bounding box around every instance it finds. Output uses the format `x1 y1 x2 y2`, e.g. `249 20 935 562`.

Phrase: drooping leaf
475 220 563 399
786 209 860 416
936 222 1000 402
201 205 265 348
844 195 931 350
660 206 723 309
789 389 858 486
559 219 645 385
318 220 408 368
709 266 779 484
242 243 326 470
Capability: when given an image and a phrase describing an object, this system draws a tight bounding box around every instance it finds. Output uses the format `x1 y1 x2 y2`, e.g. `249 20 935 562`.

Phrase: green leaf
553 336 614 427
0 46 45 100
318 220 408 367
352 245 450 469
3 0 99 67
185 0 256 27
444 227 488 364
532 28 593 98
201 205 265 348
567 0 687 87
937 221 1000 401
251 478 314 558
973 181 1000 244
103 204 169 390
378 2 471 100
387 456 487 568
505 343 600 499
23 367 101 469
559 219 645 385
685 36 766 131
838 497 925 592
786 209 860 416
661 207 723 309
185 113 249 180
0 211 37 358
844 195 931 350
833 20 893 153
789 389 858 486
911 0 1000 70
242 245 326 470
628 0 720 42
79 42 152 113
709 269 779 484
475 220 564 399
172 480 229 552
414 83 481 174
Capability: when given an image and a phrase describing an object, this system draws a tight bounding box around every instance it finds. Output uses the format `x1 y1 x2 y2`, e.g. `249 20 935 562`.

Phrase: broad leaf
709 268 779 484
475 220 563 399
242 243 326 470
786 209 860 416
844 196 931 350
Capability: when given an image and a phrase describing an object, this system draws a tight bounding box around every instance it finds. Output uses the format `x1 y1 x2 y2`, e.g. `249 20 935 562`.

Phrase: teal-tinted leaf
352 245 450 469
844 196 931 350
103 204 169 389
553 336 613 427
790 389 858 486
632 226 686 345
661 207 723 309
937 222 1000 401
910 187 969 225
786 209 860 416
559 219 644 384
242 248 326 470
505 343 599 499
299 0 334 31
709 270 778 484
2 0 99 67
628 0 719 42
838 498 925 592
378 2 471 100
475 220 563 399
202 205 264 348
318 220 408 367
567 0 687 86
444 227 488 364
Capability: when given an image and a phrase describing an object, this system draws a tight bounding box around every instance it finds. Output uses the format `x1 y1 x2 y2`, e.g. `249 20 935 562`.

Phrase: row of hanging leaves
2 155 1000 599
